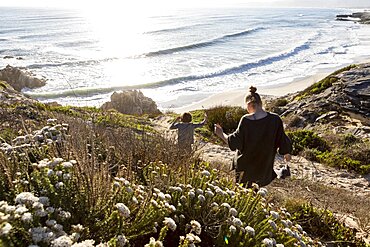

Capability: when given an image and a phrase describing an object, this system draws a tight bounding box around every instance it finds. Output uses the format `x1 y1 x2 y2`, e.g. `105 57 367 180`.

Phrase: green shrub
205 106 245 134
265 98 289 115
287 130 330 155
285 201 366 246
0 119 316 246
295 64 357 100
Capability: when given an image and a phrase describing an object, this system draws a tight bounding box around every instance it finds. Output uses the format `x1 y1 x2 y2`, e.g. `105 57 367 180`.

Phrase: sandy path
152 115 370 197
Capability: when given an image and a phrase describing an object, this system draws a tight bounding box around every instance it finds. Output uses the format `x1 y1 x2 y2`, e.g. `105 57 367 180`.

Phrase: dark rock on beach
0 65 46 91
336 12 370 24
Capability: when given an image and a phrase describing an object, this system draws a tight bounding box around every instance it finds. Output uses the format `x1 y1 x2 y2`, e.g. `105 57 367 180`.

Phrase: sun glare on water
78 2 170 87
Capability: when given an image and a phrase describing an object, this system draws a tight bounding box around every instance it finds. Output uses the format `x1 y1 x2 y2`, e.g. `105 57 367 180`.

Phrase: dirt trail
152 115 370 197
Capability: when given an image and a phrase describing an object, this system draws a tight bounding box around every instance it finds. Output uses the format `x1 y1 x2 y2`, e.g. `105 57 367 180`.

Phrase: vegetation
294 64 357 100
285 200 366 246
287 130 370 174
1 65 369 246
0 117 315 246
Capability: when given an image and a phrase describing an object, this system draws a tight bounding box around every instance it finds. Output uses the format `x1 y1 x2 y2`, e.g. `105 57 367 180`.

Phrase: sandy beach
172 58 370 113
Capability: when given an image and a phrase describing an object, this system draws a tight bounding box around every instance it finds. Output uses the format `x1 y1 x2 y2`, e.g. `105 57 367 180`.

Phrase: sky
1 0 370 9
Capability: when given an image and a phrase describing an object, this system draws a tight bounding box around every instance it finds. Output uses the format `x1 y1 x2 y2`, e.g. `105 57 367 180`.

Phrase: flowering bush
0 119 316 246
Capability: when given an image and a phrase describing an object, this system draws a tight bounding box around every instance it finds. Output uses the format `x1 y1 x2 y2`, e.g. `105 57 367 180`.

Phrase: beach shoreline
171 57 370 113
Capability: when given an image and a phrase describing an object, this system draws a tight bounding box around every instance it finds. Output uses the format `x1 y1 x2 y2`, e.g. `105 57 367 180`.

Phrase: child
169 112 207 152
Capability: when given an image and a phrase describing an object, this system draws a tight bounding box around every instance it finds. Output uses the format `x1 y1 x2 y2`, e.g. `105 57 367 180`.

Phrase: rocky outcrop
269 63 370 130
101 90 161 115
336 12 370 24
0 80 37 106
0 65 46 91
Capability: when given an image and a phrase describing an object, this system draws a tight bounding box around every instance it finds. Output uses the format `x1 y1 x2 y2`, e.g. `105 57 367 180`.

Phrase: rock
101 90 161 115
276 63 370 127
315 111 339 122
3 56 14 59
0 65 46 91
336 11 370 24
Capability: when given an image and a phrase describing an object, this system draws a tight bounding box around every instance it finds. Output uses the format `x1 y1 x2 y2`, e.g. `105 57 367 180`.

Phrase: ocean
1 7 370 110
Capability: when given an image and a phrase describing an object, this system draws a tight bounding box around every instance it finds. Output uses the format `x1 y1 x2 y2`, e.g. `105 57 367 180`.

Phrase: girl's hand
214 123 223 137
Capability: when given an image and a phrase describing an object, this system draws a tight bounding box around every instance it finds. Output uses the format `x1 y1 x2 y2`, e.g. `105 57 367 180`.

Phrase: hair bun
249 86 257 94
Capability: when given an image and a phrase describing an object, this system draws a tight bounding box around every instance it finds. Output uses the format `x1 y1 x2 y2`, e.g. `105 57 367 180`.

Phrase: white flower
151 200 159 208
198 195 205 203
61 162 73 168
163 217 177 231
232 217 243 227
190 220 202 235
284 228 294 237
21 212 33 222
15 192 39 205
0 223 12 236
59 211 71 220
205 190 214 198
47 169 54 176
221 203 231 209
56 171 63 177
201 170 211 177
51 236 73 247
116 203 130 218
63 173 71 180
229 225 237 234
229 208 238 216
72 224 84 232
46 207 55 213
5 205 16 213
144 237 163 247
196 189 203 195
268 220 277 231
35 209 48 217
113 182 121 188
53 224 64 232
15 205 29 214
55 182 64 189
257 188 268 197
262 238 274 247
299 240 307 247
71 240 95 247
132 196 138 204
276 244 285 247
71 232 81 242
46 220 57 227
245 226 255 236
296 224 303 233
49 158 63 167
270 211 279 219
164 194 171 201
188 191 195 198
39 197 50 206
157 192 166 200
33 202 44 210
116 235 128 247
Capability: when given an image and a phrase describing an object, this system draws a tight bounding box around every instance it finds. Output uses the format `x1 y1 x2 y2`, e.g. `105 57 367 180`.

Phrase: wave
26 58 116 69
55 40 96 48
0 28 26 34
144 23 207 35
141 27 265 57
28 35 315 100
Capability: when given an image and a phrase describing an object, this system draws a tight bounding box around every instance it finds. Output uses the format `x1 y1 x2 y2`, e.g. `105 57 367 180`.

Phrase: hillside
0 64 369 246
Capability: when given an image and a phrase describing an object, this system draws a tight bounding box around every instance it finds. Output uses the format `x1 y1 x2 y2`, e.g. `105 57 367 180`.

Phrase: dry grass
267 178 370 236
